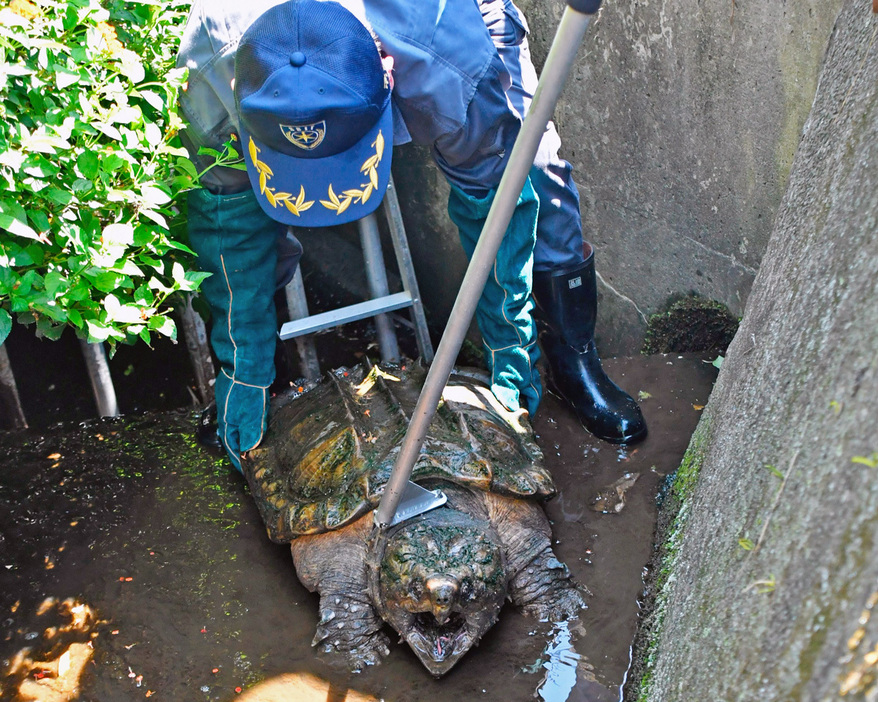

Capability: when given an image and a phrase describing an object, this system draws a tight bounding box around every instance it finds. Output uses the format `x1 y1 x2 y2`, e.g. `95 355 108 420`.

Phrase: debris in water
590 473 640 514
521 658 543 674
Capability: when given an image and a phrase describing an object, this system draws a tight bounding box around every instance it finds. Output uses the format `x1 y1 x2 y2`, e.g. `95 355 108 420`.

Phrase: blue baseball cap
234 0 393 227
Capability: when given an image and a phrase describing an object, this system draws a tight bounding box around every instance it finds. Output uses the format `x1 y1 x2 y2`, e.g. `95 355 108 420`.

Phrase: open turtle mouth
387 595 504 674
406 612 471 665
417 612 467 659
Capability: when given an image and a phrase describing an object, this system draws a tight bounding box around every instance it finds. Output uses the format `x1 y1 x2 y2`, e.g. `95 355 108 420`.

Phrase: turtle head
375 509 506 676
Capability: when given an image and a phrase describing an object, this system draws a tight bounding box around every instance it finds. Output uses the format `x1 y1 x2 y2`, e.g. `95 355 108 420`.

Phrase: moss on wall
629 4 878 699
641 296 739 356
628 416 712 702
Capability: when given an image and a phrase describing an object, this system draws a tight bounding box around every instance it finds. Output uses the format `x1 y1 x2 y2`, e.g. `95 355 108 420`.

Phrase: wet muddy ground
0 353 717 702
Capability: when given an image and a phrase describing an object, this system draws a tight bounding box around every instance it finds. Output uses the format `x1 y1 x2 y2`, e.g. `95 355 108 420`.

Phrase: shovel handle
374 1 602 529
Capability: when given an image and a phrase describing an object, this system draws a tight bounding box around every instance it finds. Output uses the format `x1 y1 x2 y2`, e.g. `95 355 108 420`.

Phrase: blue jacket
178 0 583 268
178 0 513 193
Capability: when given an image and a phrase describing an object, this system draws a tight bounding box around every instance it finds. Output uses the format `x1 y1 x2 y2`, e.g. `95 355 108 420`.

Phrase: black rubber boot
195 401 225 455
532 244 647 444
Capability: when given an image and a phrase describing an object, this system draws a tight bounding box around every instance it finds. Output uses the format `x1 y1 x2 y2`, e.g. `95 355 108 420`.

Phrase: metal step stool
279 175 434 380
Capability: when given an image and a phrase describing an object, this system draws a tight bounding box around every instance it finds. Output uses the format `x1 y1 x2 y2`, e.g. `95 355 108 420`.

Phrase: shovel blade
387 481 447 527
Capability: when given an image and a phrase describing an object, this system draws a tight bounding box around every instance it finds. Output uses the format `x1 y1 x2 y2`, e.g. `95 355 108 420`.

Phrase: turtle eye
473 547 492 563
393 549 417 566
459 578 473 601
409 578 424 599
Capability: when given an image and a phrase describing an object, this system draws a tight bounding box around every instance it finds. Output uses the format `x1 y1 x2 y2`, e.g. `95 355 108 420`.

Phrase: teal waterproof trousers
187 188 281 471
447 176 542 415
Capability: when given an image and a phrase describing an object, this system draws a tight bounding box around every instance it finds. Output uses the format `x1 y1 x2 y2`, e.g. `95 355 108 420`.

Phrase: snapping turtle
241 362 585 675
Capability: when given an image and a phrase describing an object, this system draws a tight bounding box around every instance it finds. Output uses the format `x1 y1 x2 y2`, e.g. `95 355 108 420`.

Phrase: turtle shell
242 362 555 541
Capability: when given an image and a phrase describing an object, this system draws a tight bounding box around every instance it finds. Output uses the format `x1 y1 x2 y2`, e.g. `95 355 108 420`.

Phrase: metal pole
374 5 597 528
382 176 435 362
283 266 322 381
358 212 400 364
0 344 27 429
79 339 119 418
179 294 216 406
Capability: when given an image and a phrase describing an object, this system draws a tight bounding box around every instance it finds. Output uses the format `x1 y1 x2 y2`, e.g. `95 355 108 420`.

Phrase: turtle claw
312 606 339 645
346 634 391 671
318 632 391 672
312 627 330 647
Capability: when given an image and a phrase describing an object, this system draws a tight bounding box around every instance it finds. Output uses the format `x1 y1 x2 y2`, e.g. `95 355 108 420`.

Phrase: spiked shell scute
241 362 554 541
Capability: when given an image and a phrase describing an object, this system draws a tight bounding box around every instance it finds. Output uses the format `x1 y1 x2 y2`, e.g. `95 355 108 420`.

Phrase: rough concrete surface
634 3 878 700
391 0 842 355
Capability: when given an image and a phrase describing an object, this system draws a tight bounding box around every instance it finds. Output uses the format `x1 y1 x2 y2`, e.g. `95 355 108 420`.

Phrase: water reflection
533 621 589 701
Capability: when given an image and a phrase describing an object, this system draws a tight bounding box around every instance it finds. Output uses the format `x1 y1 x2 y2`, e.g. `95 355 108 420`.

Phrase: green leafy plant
0 0 209 351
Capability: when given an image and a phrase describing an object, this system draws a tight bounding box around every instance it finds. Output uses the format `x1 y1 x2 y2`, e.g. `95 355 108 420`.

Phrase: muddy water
0 354 716 702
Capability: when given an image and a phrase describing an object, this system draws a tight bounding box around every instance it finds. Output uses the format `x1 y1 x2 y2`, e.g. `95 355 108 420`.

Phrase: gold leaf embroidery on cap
320 131 384 215
248 138 314 216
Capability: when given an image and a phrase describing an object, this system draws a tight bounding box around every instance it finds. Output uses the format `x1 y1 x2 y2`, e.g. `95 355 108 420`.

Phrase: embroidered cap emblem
281 121 326 150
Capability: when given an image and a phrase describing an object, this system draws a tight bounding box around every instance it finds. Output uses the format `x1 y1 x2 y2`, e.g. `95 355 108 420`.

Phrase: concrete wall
391 0 842 355
631 2 878 698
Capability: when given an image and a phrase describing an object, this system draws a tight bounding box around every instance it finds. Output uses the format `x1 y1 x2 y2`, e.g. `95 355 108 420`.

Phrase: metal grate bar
278 291 414 340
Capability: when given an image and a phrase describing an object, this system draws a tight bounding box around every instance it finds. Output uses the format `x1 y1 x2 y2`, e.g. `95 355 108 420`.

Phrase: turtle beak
426 575 460 625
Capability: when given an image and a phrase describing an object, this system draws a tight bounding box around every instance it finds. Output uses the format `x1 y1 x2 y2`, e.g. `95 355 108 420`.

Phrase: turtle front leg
485 493 587 621
508 548 587 621
311 586 390 670
290 517 390 671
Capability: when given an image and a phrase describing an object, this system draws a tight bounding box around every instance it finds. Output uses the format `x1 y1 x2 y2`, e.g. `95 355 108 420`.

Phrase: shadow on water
0 354 716 701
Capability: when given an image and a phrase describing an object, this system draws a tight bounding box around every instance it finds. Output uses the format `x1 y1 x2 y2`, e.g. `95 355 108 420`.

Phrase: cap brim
240 102 393 227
